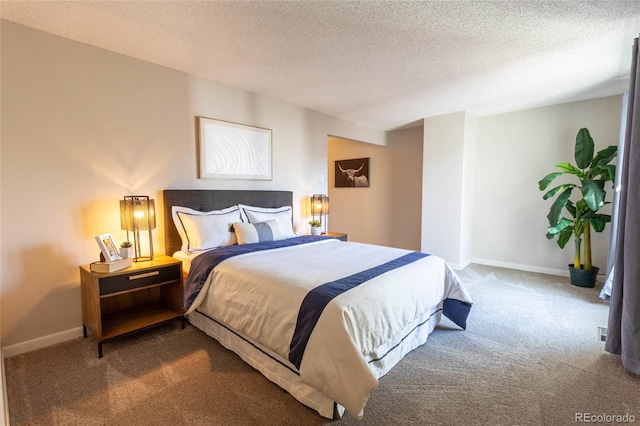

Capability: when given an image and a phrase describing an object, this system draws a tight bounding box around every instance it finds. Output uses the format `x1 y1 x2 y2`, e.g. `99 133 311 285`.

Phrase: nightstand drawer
99 264 181 296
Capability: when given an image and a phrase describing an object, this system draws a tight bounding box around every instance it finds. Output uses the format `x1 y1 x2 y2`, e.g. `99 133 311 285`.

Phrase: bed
163 189 472 419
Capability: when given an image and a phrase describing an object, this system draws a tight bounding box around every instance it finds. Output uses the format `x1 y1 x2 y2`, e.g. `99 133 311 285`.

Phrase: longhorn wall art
335 157 370 188
198 116 272 180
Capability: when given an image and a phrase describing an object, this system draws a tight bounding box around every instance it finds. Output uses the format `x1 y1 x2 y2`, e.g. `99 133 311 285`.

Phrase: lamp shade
120 195 156 261
311 194 329 216
311 194 329 234
120 196 156 231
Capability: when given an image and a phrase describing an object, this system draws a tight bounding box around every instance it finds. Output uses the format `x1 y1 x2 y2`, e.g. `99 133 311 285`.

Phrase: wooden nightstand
325 232 347 241
80 255 184 357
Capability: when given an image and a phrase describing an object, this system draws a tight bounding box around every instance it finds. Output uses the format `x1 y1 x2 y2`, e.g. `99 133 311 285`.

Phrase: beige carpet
5 265 640 425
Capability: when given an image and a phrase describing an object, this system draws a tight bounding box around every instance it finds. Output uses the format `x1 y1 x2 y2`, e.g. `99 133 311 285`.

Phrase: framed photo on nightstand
95 233 121 262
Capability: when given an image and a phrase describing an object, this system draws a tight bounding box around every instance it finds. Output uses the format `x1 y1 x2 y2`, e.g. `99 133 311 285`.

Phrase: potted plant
119 241 134 259
538 128 617 288
309 219 322 236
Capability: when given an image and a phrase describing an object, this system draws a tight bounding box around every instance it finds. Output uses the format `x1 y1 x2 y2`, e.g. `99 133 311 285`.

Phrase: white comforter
186 238 472 419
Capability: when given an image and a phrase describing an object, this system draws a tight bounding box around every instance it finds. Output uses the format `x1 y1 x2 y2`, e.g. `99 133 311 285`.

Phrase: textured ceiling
2 1 639 130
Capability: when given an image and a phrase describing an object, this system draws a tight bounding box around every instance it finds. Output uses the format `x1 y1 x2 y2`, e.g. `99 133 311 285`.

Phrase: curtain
599 93 628 300
605 34 640 375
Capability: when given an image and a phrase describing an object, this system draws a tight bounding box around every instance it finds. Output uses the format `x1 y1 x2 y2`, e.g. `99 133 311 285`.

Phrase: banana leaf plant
538 128 617 271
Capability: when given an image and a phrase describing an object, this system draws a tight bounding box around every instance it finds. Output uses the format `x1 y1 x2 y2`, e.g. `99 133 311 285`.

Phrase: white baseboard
471 258 608 279
471 258 570 277
449 258 472 271
2 327 84 359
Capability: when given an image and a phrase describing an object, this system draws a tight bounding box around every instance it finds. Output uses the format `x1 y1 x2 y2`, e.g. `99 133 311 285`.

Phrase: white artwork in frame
198 116 272 180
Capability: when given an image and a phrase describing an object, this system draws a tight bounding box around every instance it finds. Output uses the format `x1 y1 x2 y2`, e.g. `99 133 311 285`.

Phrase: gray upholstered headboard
163 189 293 255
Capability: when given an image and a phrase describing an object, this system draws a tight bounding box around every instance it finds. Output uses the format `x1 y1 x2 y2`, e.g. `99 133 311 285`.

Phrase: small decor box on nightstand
80 255 184 357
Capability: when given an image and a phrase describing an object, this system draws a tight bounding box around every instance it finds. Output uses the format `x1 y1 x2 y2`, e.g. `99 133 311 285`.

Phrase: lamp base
130 229 154 263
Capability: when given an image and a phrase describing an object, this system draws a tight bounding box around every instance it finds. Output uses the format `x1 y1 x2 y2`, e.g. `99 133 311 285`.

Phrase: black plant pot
568 264 599 288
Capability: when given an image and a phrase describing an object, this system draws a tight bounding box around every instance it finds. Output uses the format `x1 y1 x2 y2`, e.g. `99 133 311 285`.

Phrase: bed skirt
187 303 443 419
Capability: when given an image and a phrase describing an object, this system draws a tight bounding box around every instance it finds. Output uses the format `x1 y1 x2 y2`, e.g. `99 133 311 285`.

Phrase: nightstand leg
98 342 103 358
83 325 87 338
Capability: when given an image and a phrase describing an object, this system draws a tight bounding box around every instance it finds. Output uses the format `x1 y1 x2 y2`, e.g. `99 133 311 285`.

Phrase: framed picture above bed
197 116 272 180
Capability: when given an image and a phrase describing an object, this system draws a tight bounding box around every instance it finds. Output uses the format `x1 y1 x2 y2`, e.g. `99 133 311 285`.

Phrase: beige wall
473 95 623 273
0 21 385 348
327 126 423 250
460 114 477 265
421 112 477 268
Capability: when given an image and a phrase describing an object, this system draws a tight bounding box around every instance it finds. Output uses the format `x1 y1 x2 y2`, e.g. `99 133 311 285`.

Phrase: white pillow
237 204 295 237
233 220 283 245
172 205 241 252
